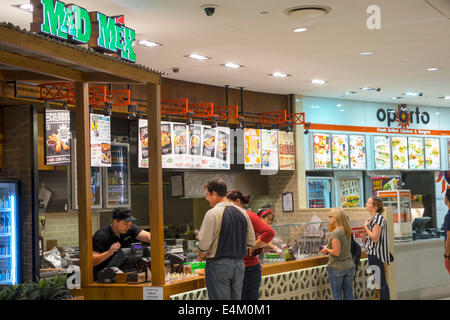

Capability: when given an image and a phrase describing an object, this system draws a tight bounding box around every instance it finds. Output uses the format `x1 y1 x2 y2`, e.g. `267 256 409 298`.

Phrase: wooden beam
0 71 63 82
82 72 142 84
0 50 83 81
0 24 161 84
75 81 93 286
147 82 165 286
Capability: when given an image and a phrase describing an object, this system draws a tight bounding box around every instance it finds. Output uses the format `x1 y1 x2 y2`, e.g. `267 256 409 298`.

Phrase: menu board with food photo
215 127 231 170
338 178 361 208
278 131 295 170
448 139 450 168
408 137 424 169
332 135 349 170
161 122 174 168
372 176 401 196
90 114 111 167
261 129 279 171
424 138 440 170
202 127 217 169
349 135 366 170
373 136 391 170
313 134 331 169
45 109 71 165
187 125 202 169
173 123 188 168
391 137 408 170
138 119 148 168
244 129 261 170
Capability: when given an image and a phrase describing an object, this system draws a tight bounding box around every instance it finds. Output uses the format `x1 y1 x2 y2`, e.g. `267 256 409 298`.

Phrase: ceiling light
391 97 403 100
344 91 357 95
293 27 308 33
427 67 439 71
11 4 33 12
336 104 343 107
271 72 289 78
137 40 161 47
436 112 440 115
437 96 450 100
224 62 243 69
340 109 345 112
361 87 374 90
403 92 423 97
186 53 210 61
310 79 326 85
360 52 373 55
310 105 320 109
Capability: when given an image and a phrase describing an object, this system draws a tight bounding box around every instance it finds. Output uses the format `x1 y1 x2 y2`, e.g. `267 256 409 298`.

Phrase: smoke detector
283 5 331 19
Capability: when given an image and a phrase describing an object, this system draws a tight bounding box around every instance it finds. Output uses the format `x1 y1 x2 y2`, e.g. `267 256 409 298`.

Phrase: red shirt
244 210 275 267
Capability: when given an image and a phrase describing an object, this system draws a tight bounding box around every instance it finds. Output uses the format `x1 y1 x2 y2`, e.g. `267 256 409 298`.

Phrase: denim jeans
327 266 355 300
205 258 245 300
368 254 390 300
241 264 262 300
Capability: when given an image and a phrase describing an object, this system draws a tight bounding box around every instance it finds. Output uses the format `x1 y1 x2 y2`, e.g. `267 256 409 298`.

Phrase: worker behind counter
92 208 151 281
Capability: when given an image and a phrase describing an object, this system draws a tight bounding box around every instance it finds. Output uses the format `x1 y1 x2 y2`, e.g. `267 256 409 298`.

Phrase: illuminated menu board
278 131 295 171
244 129 261 170
391 137 408 170
373 136 391 170
408 137 424 169
332 134 349 170
349 135 366 170
313 134 331 169
424 138 440 170
261 129 279 171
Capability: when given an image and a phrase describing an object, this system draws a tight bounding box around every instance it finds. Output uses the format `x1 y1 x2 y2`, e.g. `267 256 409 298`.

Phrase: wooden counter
72 255 331 300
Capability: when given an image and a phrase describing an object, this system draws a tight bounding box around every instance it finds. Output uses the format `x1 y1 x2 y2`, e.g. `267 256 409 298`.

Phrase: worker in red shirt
226 189 275 300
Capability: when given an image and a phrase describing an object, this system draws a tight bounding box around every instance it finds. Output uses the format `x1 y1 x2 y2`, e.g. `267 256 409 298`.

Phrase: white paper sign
138 119 148 168
90 114 111 167
143 287 163 300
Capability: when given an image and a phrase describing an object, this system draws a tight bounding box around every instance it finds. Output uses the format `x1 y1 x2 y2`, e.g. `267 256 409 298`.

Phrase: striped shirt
364 213 390 265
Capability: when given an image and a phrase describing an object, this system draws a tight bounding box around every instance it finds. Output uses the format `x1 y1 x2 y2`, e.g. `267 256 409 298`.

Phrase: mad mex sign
30 0 136 62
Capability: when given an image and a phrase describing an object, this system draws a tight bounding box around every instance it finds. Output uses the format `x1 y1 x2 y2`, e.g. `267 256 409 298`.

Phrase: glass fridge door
307 178 333 208
0 181 19 285
105 143 130 208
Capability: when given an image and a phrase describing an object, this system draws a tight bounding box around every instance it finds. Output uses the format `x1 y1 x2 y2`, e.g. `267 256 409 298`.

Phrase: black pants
241 264 262 300
368 254 390 300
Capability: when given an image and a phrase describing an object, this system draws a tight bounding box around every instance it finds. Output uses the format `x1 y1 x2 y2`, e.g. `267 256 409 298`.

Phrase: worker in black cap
92 208 151 280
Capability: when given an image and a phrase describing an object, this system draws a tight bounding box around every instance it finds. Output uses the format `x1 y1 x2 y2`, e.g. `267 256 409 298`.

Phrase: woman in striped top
364 197 391 300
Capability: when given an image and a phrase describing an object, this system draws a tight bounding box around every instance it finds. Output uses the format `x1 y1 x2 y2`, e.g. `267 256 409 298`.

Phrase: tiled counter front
170 259 375 300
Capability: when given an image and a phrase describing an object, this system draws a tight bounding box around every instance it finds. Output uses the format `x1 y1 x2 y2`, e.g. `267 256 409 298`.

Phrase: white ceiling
1 0 450 107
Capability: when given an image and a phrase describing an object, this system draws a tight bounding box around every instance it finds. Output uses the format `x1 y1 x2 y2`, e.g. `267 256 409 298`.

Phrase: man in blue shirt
444 189 450 275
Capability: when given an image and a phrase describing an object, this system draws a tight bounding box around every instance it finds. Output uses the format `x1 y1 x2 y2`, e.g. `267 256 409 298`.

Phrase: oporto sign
376 104 430 129
31 0 136 63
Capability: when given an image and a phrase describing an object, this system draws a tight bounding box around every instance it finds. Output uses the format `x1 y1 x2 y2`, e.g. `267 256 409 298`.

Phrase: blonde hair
330 208 351 239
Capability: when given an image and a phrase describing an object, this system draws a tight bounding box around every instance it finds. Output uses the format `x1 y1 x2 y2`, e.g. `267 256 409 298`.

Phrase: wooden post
147 82 165 286
75 82 93 286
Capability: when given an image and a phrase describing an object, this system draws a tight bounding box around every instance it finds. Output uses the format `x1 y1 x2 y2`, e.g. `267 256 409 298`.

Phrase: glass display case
105 142 131 208
270 221 330 262
377 190 413 242
306 177 334 208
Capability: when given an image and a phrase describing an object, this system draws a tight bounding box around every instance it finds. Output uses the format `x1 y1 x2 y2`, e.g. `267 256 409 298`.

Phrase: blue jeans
205 258 245 300
241 264 262 300
368 254 390 300
327 266 355 300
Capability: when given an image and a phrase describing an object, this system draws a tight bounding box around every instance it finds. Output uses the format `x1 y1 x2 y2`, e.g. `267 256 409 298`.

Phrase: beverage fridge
104 142 131 208
306 177 334 208
0 180 20 285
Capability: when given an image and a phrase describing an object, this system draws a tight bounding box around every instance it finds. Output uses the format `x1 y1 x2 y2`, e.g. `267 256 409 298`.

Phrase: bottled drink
0 214 4 233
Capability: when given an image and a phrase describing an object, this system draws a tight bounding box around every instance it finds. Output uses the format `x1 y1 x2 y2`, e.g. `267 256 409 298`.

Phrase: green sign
36 0 136 63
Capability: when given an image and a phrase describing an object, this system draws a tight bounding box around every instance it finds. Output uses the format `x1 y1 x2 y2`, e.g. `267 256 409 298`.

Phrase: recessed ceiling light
427 67 439 71
336 104 343 107
137 40 161 47
310 105 320 109
260 11 269 14
340 109 345 112
391 97 403 100
293 27 308 33
437 96 450 100
11 4 33 12
361 87 375 91
436 112 440 115
271 72 289 78
360 52 373 55
402 92 423 97
186 53 210 61
344 91 357 95
310 79 326 85
224 62 243 69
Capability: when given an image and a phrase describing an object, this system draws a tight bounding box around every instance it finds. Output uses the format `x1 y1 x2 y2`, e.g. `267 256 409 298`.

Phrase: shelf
0 255 11 259
0 280 11 285
0 233 11 237
0 208 11 212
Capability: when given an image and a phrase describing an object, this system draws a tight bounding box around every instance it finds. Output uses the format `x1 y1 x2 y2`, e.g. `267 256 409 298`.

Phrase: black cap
112 208 136 222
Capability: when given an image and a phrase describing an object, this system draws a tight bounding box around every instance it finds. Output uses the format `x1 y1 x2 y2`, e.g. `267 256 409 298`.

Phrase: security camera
172 67 180 73
202 5 218 16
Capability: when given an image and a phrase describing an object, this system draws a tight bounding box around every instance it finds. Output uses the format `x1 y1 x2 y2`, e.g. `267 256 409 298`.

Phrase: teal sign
36 0 136 63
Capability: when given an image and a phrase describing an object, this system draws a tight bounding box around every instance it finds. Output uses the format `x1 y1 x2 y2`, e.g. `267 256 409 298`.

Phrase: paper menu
202 126 217 169
173 123 188 168
161 122 174 168
349 135 366 170
313 134 331 169
338 178 361 208
408 137 424 169
244 128 261 170
215 127 231 170
90 114 111 167
188 124 202 168
138 119 148 168
373 136 391 170
332 134 349 169
448 139 450 168
424 138 440 170
261 129 279 171
391 137 408 169
45 109 71 165
278 131 295 171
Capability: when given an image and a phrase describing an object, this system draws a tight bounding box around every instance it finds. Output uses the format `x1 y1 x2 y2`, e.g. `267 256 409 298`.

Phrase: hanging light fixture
104 101 113 116
127 104 138 120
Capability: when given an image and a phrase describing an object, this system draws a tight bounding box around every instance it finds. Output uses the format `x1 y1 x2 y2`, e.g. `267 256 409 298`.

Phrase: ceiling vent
283 5 331 19
425 0 450 19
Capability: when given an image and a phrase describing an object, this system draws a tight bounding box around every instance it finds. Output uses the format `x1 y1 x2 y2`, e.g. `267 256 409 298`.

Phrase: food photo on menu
425 138 440 169
202 127 216 158
173 124 187 155
215 130 229 162
139 126 148 160
161 123 172 155
101 143 111 164
373 136 390 169
332 135 349 169
349 135 365 169
408 137 424 169
313 134 331 169
391 137 408 169
189 125 202 156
